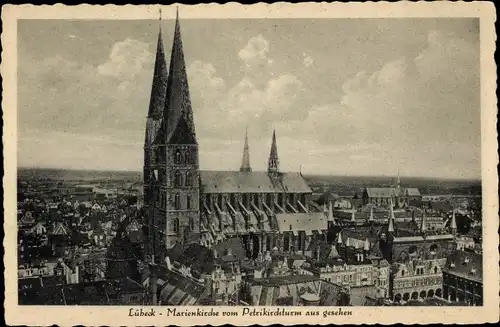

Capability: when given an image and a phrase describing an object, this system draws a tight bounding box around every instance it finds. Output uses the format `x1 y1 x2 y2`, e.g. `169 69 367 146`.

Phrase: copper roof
200 170 312 194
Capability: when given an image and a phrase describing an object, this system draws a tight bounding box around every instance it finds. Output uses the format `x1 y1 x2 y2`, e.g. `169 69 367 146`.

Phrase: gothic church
143 13 325 265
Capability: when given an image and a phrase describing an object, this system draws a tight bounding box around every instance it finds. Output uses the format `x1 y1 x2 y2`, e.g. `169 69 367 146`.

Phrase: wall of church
164 144 200 248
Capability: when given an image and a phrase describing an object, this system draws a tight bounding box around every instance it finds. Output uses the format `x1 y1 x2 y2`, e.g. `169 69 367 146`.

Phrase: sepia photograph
2 2 498 326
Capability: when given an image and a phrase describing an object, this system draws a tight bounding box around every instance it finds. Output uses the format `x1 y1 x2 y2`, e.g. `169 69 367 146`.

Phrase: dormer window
471 267 476 275
450 261 456 268
464 257 470 264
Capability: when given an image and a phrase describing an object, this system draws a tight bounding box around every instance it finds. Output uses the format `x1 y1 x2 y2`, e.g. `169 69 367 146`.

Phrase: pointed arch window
185 172 193 186
174 194 181 210
184 150 190 164
175 171 183 187
173 218 180 233
189 217 194 231
186 195 192 209
175 149 183 164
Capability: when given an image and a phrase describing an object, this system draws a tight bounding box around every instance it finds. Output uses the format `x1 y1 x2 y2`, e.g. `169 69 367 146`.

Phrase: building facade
442 250 483 305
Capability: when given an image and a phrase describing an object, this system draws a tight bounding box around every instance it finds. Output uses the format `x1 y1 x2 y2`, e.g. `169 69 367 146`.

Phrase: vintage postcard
2 2 499 325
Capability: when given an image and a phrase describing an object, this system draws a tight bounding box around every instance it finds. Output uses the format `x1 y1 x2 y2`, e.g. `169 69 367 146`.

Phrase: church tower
162 10 200 249
143 16 168 264
145 11 200 261
268 129 280 174
240 128 252 172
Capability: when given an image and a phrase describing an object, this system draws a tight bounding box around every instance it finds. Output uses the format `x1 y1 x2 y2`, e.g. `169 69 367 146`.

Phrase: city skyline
18 18 480 179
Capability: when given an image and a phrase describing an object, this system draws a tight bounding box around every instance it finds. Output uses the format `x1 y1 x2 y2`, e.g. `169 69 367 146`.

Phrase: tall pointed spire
145 13 168 146
388 199 395 233
451 209 457 230
328 201 335 224
268 129 280 173
164 9 197 144
421 210 427 233
351 208 356 222
240 127 252 172
369 206 374 222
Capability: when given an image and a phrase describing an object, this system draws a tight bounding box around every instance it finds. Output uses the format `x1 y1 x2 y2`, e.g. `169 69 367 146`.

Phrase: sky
17 18 481 179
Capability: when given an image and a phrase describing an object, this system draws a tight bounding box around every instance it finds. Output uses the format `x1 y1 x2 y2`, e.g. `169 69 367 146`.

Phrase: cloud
289 30 480 177
188 34 305 139
97 38 152 79
303 55 314 67
18 38 154 141
238 34 271 71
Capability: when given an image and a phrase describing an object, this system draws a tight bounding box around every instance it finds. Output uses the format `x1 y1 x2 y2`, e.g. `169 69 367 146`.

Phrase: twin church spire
239 127 281 174
146 10 280 174
145 8 196 150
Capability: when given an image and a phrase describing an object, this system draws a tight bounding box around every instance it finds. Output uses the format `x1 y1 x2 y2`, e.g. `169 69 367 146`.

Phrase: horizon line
17 166 482 182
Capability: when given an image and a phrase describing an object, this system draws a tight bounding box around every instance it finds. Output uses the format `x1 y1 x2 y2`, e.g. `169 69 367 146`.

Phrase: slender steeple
396 168 401 189
240 127 252 172
164 8 197 144
450 209 457 231
388 199 395 233
369 206 374 222
421 210 427 233
328 201 335 225
268 129 280 173
351 208 356 222
145 13 168 147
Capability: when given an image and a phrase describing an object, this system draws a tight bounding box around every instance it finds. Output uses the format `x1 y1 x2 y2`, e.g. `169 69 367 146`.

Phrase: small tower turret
327 201 336 228
388 199 395 234
450 209 457 237
240 127 252 172
267 129 280 174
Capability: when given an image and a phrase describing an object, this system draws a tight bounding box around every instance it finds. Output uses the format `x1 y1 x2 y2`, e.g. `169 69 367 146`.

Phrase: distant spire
397 168 401 188
240 127 252 172
328 201 335 224
345 238 351 247
268 129 280 173
351 208 356 222
451 209 457 230
369 206 374 222
388 199 395 233
421 210 427 233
